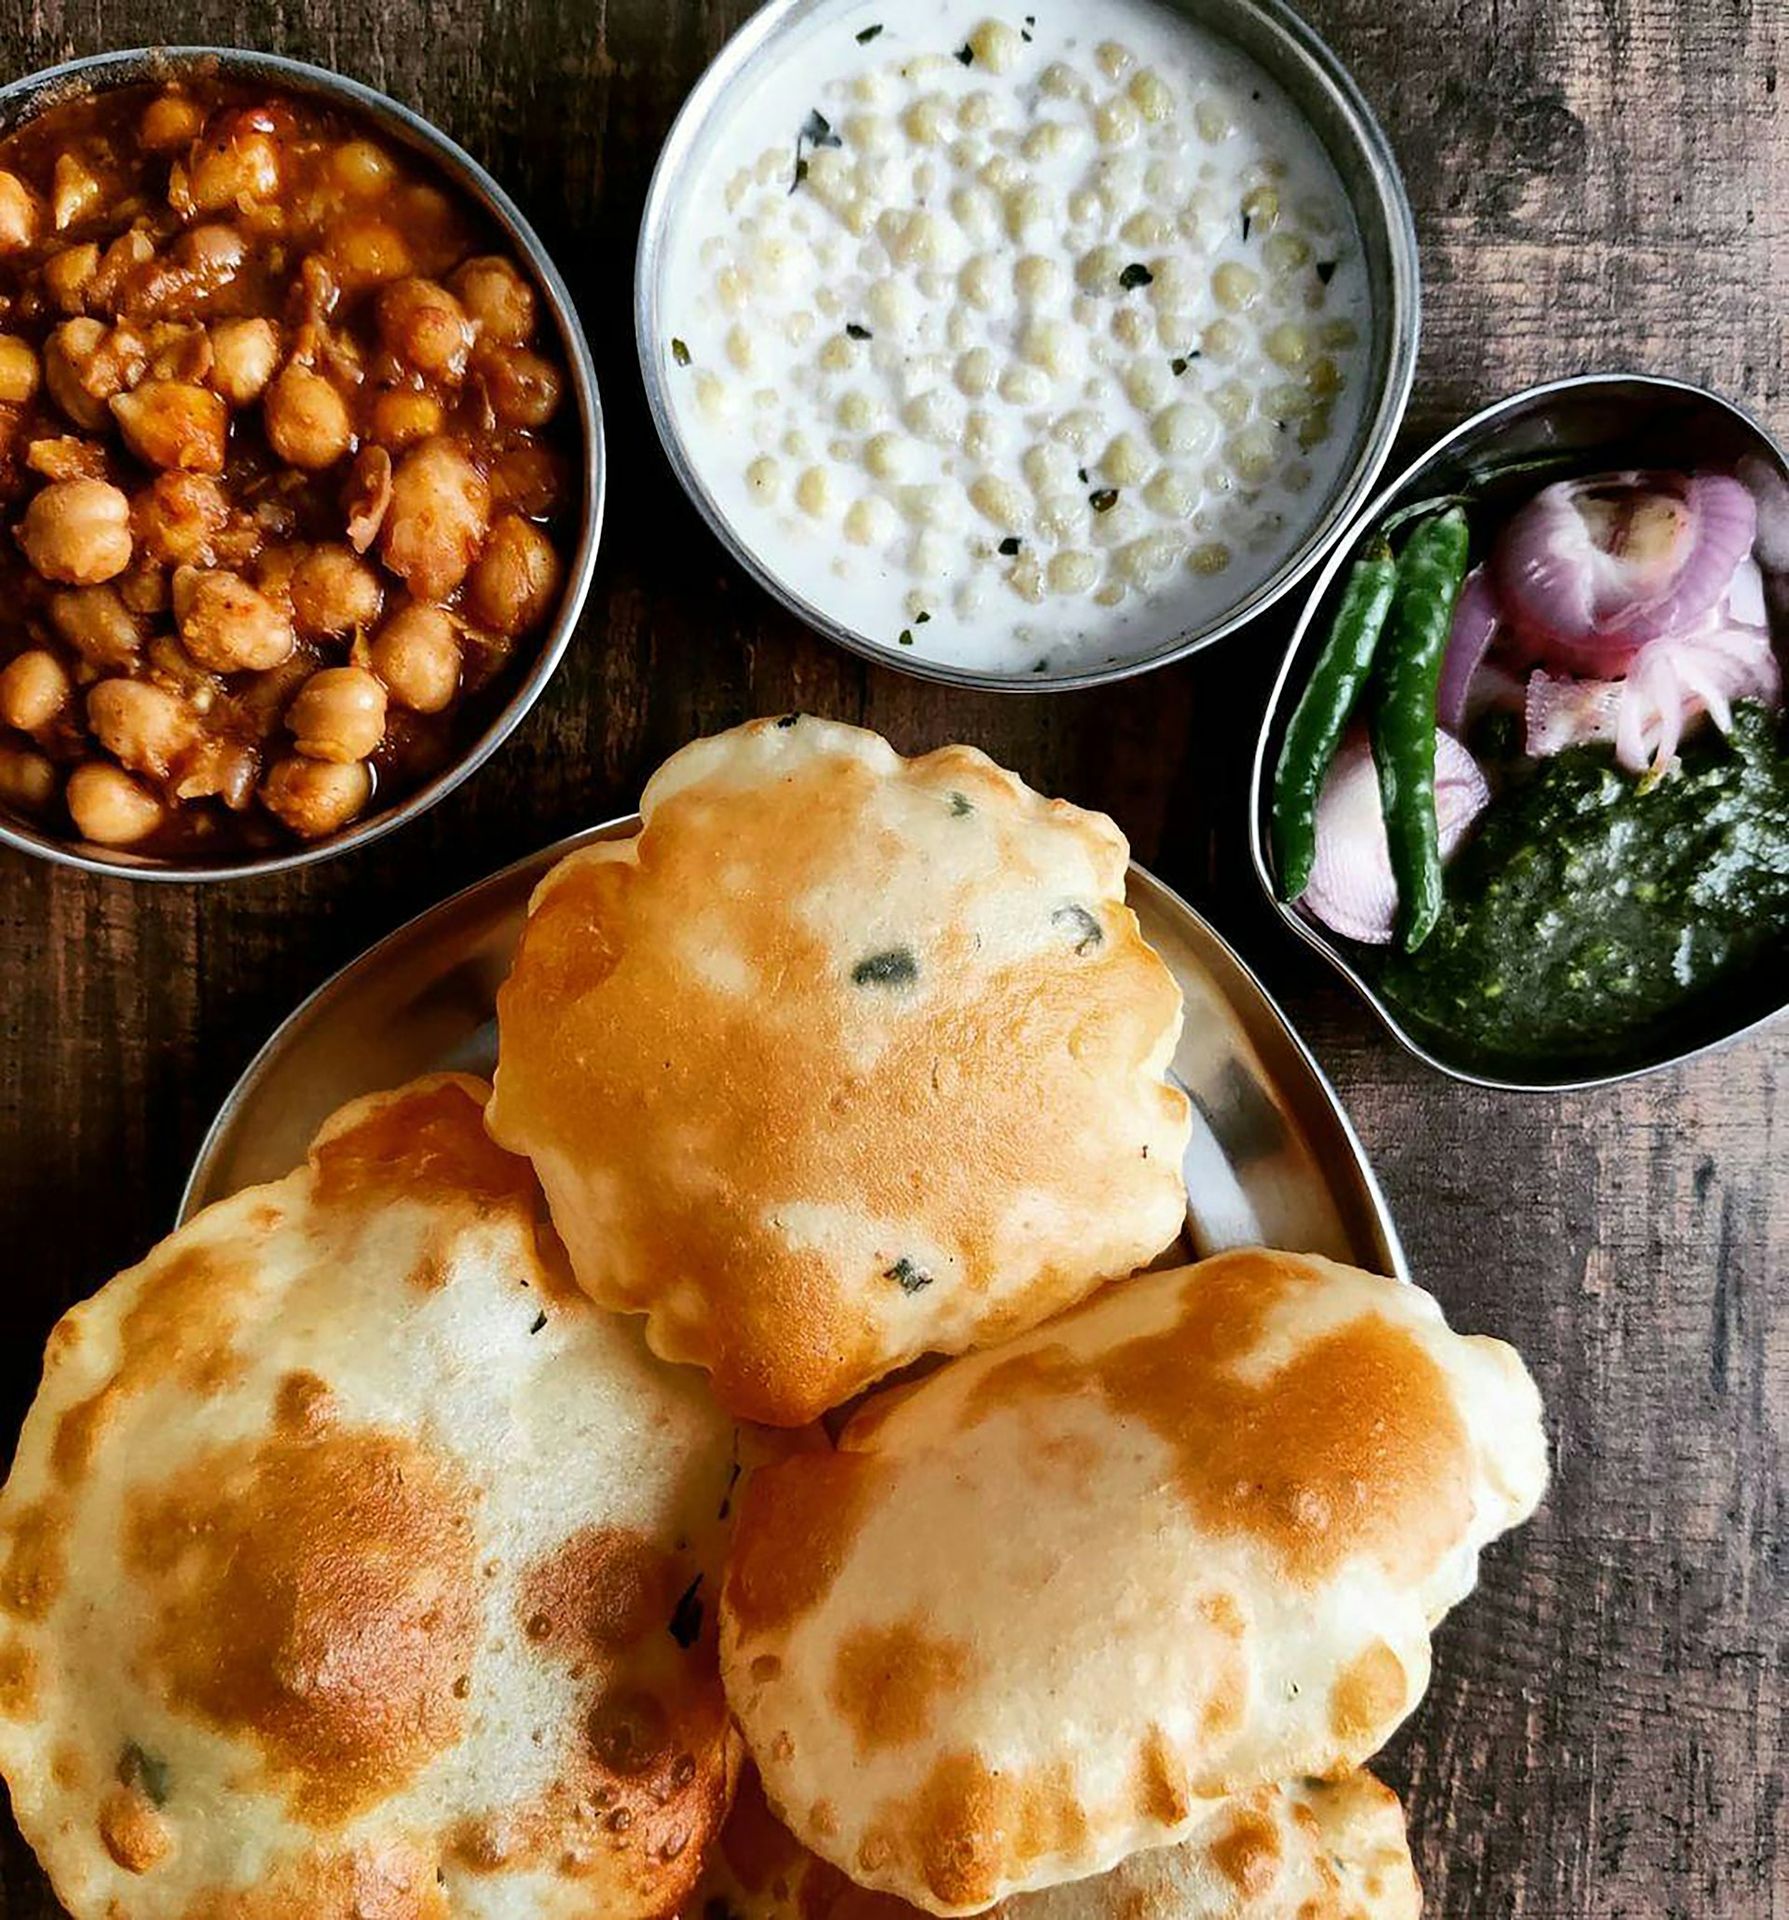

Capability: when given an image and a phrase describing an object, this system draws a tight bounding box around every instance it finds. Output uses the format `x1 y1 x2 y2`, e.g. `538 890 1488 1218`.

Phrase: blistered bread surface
720 1247 1545 1913
488 715 1190 1425
0 1076 741 1920
690 1762 1422 1919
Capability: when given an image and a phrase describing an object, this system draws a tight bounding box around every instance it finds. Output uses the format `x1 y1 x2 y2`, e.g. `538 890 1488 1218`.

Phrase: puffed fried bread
0 1076 741 1920
689 1761 1422 1920
489 714 1190 1425
720 1247 1544 1913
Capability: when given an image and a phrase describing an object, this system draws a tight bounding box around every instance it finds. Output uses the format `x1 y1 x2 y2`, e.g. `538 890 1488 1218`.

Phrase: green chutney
1379 702 1789 1063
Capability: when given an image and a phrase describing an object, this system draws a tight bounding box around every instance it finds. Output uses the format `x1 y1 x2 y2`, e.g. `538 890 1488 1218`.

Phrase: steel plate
180 826 1407 1281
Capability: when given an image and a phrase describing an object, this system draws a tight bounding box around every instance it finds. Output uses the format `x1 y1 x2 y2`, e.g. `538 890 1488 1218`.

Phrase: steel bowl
635 0 1418 692
0 46 605 883
1249 371 1789 1091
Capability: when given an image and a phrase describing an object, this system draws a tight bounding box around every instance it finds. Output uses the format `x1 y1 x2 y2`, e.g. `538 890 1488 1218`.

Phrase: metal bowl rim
1247 367 1789 1092
633 0 1420 693
0 44 607 884
180 813 1408 1282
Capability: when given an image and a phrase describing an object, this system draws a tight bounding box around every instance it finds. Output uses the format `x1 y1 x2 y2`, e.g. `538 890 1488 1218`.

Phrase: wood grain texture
0 0 1783 1914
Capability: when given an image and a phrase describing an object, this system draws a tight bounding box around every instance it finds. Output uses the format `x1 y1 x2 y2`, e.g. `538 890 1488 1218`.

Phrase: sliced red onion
1664 615 1782 724
1493 470 1757 668
1525 671 1623 758
1672 647 1739 733
1617 647 1687 773
1301 730 1491 946
1619 473 1757 642
1436 565 1500 733
1519 618 1782 775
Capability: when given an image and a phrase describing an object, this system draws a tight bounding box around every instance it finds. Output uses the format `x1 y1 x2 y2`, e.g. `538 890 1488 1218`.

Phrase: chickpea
464 514 561 636
18 479 133 585
290 543 383 636
187 113 282 213
73 320 147 413
88 228 156 306
140 634 221 700
44 320 110 431
86 678 196 778
0 171 38 252
381 436 490 601
394 185 459 271
285 665 387 762
110 380 229 473
45 237 101 312
171 221 248 293
263 362 353 469
369 387 444 450
0 337 39 407
487 444 565 519
0 743 57 813
132 471 228 568
173 566 295 672
209 317 280 405
0 650 71 733
26 435 105 483
51 154 103 233
139 91 206 153
371 602 460 713
328 214 413 288
252 545 303 612
376 278 472 379
67 762 165 846
331 140 397 197
145 321 214 386
259 754 371 837
117 566 171 618
476 346 562 428
169 734 258 810
450 256 535 346
49 586 141 668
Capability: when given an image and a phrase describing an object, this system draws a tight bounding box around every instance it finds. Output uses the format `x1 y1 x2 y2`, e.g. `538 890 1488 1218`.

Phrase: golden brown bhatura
0 1076 741 1920
720 1248 1547 1915
487 714 1192 1427
689 1763 1422 1920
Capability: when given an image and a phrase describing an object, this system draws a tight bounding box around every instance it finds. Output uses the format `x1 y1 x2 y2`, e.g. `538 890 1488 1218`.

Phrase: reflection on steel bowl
0 47 603 882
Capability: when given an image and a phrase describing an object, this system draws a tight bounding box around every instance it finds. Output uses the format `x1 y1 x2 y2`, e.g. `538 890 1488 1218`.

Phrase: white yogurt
658 0 1372 677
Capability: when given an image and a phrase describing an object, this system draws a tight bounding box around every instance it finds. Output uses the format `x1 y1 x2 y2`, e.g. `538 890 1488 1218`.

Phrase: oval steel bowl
0 46 605 883
1249 371 1789 1090
635 0 1419 692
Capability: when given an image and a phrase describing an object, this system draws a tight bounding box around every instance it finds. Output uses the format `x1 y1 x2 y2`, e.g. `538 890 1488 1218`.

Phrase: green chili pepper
1370 506 1471 952
1270 536 1398 899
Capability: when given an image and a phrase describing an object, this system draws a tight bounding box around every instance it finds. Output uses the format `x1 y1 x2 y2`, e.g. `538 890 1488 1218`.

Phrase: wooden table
1 0 1783 1913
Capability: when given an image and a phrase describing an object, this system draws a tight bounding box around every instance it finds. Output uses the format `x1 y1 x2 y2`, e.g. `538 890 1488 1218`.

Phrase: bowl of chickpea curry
0 48 602 877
